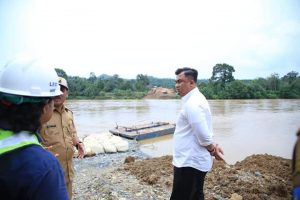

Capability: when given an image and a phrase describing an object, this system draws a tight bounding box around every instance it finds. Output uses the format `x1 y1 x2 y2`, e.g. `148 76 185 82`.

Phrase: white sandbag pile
83 132 129 155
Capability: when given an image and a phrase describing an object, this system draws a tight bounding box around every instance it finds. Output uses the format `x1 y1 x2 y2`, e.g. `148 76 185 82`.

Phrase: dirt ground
143 87 177 99
122 154 292 200
73 141 292 200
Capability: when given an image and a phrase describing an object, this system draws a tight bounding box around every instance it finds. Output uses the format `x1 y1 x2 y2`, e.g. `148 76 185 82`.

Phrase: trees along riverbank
55 63 300 100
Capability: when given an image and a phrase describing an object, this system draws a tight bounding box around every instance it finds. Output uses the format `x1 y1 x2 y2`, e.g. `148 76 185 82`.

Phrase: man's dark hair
0 102 47 133
175 67 198 83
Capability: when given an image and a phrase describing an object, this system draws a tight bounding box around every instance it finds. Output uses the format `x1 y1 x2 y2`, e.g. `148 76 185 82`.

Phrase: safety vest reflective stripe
0 130 41 155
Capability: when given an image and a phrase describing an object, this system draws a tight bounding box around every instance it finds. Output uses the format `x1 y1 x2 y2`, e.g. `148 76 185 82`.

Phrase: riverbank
73 140 292 200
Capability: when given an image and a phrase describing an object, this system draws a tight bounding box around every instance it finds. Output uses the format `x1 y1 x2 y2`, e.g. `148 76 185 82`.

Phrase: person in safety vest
293 129 300 200
0 57 69 200
40 76 85 199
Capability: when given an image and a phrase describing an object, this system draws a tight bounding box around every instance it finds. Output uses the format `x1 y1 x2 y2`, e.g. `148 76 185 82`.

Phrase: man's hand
76 142 85 159
207 143 225 161
213 144 224 161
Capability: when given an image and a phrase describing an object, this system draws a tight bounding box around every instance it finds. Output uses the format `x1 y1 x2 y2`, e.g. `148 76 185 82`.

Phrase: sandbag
83 132 129 154
102 141 117 153
109 135 129 152
115 140 129 152
83 136 105 154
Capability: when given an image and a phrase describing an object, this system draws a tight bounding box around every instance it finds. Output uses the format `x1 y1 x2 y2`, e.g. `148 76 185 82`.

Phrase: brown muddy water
67 99 300 164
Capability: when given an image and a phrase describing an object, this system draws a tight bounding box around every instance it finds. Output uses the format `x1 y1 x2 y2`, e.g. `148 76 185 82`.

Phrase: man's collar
54 104 65 113
182 87 198 104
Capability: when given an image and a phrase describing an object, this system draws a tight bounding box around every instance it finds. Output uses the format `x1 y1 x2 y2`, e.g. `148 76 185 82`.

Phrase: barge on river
109 122 175 141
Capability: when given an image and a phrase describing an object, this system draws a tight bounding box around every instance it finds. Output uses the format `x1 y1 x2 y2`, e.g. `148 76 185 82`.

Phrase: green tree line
55 63 300 99
201 63 300 99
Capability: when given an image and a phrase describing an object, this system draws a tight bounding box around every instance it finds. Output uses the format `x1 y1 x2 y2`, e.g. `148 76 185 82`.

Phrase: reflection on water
66 99 300 164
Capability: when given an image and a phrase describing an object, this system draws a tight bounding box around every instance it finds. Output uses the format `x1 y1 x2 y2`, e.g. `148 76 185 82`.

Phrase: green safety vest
0 129 41 155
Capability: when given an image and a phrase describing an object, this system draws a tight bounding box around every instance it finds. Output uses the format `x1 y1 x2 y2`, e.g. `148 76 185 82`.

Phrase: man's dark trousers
170 166 207 200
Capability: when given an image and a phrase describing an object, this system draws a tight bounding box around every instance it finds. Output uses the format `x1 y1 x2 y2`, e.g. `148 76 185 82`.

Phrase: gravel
73 140 171 200
73 140 292 200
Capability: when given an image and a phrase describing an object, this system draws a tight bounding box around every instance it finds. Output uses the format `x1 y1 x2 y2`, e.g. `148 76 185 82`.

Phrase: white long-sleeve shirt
172 87 213 172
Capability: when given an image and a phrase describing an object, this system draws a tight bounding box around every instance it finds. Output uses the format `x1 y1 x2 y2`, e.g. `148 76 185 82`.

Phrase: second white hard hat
58 77 69 90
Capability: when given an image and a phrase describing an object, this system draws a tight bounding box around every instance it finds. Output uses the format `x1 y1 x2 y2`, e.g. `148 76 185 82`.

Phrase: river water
66 99 300 164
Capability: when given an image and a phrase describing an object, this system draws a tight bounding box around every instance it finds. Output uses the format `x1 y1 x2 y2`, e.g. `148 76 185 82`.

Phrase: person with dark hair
170 67 224 200
40 76 85 199
293 129 300 200
0 58 69 200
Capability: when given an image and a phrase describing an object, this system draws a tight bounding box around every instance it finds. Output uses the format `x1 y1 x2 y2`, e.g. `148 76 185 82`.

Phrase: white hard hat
0 57 62 97
58 77 69 90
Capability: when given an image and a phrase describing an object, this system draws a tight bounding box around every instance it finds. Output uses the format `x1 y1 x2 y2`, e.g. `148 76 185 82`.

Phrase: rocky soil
73 140 292 200
143 87 177 99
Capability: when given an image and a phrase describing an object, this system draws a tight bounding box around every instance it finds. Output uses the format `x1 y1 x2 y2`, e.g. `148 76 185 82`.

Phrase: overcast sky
0 0 300 79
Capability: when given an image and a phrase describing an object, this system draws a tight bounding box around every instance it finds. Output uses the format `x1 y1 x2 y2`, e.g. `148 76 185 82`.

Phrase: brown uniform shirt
40 105 77 198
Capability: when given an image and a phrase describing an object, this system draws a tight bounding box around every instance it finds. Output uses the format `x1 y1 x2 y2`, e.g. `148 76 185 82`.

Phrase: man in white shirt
170 67 224 200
